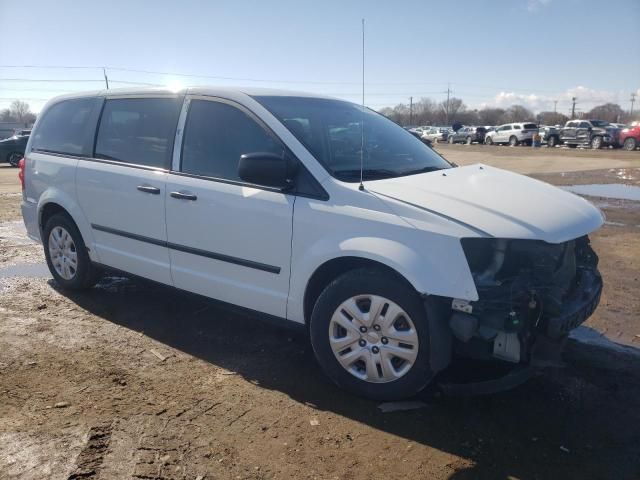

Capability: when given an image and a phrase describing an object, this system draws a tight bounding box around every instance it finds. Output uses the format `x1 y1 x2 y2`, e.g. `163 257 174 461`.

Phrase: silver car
421 127 449 143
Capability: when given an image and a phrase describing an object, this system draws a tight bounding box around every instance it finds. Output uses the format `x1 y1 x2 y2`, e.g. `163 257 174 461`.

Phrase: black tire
448 136 454 144
509 136 519 146
485 136 493 145
309 268 433 401
548 136 557 148
43 212 101 290
568 143 577 148
7 152 22 167
465 136 472 145
591 136 602 149
623 137 637 151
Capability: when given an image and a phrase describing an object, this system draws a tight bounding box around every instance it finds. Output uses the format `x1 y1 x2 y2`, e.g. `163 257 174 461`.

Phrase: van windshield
253 96 451 182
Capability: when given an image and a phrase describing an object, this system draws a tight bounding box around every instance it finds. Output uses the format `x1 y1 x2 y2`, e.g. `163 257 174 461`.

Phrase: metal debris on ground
149 349 168 362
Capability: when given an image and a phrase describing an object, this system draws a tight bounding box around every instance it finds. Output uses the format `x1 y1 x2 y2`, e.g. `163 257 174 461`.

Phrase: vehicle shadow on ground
58 276 640 480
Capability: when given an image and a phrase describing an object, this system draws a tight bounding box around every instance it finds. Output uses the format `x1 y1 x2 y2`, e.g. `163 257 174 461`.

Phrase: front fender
287 232 478 324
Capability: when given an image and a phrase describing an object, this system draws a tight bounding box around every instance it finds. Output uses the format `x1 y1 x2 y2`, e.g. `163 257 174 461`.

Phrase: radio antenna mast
359 18 365 191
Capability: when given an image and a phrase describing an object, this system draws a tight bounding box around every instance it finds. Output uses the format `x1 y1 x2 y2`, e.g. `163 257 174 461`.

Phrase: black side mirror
238 152 294 190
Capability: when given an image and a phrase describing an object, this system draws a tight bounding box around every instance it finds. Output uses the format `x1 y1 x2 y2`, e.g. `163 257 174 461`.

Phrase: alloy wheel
8 152 21 167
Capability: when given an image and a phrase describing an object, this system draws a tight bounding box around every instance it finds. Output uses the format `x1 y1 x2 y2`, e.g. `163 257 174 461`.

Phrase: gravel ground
0 151 639 479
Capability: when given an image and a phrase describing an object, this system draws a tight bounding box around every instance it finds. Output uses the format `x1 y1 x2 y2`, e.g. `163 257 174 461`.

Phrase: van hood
368 164 604 243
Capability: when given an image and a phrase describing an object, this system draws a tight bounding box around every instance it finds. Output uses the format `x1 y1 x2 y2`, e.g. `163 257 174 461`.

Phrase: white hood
368 164 604 243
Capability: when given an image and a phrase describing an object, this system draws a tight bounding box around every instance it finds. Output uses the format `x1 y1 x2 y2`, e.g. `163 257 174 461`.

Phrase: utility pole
409 97 413 125
553 100 558 114
631 92 637 118
571 97 576 119
445 83 451 126
103 67 109 90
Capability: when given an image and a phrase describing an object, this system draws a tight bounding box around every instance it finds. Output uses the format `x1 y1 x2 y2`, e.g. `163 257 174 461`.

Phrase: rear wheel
309 268 432 400
509 136 519 146
43 213 101 290
591 136 603 149
7 152 22 167
547 136 557 147
485 136 493 145
623 137 637 151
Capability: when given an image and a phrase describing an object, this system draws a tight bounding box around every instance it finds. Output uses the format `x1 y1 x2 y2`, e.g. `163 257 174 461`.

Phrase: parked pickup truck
539 126 561 147
559 120 620 149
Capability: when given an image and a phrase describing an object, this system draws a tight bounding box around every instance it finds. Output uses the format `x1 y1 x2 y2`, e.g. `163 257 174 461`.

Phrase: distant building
0 121 34 140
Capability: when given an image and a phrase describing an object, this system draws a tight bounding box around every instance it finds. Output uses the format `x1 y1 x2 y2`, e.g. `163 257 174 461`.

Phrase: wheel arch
37 188 99 262
302 256 415 326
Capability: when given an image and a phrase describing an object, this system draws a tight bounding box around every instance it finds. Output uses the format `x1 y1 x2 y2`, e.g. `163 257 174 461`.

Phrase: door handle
170 191 198 201
137 185 160 194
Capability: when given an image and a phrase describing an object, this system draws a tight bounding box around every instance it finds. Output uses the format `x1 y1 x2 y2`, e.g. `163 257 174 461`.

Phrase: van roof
45 86 338 103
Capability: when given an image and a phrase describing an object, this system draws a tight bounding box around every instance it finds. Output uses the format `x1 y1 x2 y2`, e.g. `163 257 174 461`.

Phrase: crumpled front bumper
545 269 602 339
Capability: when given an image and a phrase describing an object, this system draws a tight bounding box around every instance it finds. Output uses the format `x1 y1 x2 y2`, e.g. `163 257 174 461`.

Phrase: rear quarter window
31 98 97 156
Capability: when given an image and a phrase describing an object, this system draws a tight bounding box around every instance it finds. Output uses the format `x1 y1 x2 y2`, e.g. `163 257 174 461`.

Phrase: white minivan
20 88 603 400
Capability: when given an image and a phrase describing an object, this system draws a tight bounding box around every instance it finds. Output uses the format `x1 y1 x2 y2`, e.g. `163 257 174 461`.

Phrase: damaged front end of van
450 236 602 365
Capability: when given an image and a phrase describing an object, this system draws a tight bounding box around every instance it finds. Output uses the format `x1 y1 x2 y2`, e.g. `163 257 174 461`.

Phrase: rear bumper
21 199 41 243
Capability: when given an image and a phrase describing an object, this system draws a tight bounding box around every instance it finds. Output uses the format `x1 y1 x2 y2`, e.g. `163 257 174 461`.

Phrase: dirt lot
1 147 640 480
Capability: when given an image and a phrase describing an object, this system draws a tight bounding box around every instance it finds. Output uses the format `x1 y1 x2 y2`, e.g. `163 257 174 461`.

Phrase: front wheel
624 137 637 151
43 213 101 290
485 136 493 145
465 136 472 145
448 136 454 144
509 136 519 146
7 152 22 167
310 268 432 400
548 136 557 147
591 136 603 149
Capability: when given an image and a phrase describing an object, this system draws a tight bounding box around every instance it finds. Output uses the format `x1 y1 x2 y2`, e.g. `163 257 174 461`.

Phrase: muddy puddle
562 183 640 201
0 262 49 279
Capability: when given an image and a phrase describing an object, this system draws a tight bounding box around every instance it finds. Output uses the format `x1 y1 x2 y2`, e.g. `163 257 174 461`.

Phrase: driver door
165 97 295 318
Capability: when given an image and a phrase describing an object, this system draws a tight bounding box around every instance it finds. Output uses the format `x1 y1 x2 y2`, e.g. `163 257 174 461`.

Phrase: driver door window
181 99 284 180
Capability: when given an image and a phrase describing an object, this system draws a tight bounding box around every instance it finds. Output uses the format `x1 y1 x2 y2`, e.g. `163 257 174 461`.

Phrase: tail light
18 157 25 190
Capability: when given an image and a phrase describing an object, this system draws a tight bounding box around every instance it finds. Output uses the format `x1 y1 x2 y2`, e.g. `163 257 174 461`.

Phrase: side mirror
238 152 293 190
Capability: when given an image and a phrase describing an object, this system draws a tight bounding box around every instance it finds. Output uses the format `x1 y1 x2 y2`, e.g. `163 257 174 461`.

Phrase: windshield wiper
397 166 444 176
335 168 399 181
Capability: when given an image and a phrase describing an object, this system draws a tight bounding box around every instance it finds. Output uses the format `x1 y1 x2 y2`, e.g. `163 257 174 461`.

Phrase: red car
620 123 640 151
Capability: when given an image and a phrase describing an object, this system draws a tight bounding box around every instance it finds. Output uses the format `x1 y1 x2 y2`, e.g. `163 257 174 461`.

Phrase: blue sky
1 0 638 115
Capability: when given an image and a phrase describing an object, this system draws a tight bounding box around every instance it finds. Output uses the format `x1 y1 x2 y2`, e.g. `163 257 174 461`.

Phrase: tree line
0 98 635 129
377 97 637 127
0 100 37 125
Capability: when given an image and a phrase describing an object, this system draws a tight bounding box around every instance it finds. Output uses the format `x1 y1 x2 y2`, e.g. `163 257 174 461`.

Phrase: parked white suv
20 88 604 400
485 122 539 146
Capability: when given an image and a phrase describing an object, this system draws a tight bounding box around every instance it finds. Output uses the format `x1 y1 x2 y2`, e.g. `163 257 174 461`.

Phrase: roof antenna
358 18 365 191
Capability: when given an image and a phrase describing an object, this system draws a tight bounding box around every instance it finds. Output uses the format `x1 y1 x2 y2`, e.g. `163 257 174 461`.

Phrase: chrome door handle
137 185 160 194
170 191 197 201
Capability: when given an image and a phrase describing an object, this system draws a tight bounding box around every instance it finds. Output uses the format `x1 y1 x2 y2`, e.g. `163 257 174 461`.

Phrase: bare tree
585 103 625 123
499 105 534 123
10 100 31 122
0 101 36 124
537 111 568 126
477 108 506 126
